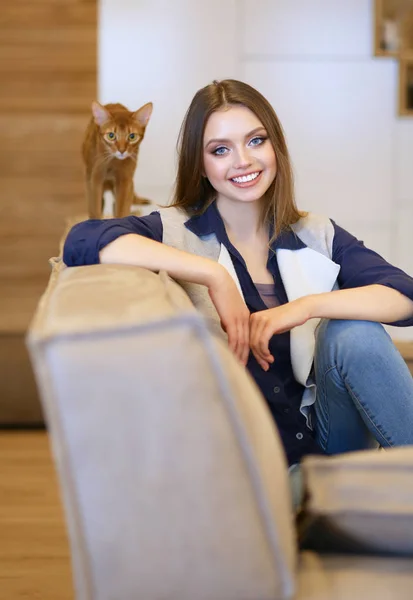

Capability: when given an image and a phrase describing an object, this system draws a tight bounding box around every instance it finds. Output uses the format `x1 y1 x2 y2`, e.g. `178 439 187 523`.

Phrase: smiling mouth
230 171 262 186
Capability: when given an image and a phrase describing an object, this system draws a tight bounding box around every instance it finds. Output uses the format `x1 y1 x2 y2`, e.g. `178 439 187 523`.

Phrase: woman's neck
216 197 266 243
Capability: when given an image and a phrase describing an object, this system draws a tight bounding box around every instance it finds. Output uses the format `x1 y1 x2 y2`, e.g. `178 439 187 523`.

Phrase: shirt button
296 433 304 440
273 386 281 394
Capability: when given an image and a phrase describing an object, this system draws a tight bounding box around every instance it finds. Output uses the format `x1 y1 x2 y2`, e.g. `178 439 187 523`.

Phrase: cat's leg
87 175 104 219
103 180 115 217
114 179 134 218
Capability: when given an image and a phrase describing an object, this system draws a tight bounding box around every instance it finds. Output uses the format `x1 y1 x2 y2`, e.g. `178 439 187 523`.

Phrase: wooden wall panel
0 115 87 180
0 179 85 236
0 0 96 332
0 3 96 28
0 73 95 113
1 282 49 335
0 335 42 422
2 237 63 280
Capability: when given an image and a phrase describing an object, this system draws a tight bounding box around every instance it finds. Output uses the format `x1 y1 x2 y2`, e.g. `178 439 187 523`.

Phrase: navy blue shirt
63 204 413 465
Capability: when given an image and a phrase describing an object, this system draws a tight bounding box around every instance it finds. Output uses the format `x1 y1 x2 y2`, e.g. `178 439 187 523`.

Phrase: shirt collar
184 201 306 252
184 201 226 241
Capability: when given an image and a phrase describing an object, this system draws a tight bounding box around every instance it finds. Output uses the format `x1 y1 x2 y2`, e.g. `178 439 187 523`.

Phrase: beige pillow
299 447 413 556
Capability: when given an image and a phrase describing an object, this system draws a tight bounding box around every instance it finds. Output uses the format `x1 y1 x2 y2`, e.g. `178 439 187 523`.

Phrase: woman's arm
249 285 413 371
63 213 164 266
101 234 251 365
100 233 219 286
306 284 413 323
250 222 413 370
64 213 250 363
332 222 413 326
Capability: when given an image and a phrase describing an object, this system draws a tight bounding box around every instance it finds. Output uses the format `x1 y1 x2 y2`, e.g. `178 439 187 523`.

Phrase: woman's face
203 105 277 206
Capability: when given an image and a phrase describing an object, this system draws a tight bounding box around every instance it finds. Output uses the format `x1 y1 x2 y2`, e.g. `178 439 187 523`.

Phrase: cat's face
92 102 153 161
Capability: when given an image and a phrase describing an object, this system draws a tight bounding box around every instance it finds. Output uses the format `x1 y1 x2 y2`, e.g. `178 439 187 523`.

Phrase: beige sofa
27 257 413 600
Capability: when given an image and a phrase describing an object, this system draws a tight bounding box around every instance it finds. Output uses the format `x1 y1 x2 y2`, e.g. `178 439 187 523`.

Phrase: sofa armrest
300 447 413 556
27 260 297 600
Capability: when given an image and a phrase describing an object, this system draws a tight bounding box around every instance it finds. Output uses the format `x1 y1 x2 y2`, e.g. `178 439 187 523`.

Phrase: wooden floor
0 431 73 599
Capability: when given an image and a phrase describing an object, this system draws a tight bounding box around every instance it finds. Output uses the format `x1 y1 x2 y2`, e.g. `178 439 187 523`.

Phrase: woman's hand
250 298 311 371
207 265 250 366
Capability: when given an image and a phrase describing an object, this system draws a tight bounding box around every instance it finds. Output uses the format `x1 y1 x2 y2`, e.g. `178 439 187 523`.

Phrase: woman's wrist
299 294 320 320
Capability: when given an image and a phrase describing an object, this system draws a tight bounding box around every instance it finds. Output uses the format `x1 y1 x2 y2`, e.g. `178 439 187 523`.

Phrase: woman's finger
251 349 270 371
226 319 238 355
250 314 265 349
240 318 250 366
251 315 268 354
258 323 274 360
250 316 272 369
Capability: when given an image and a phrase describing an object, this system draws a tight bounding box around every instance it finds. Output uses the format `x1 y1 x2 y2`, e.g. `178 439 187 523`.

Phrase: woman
64 79 413 468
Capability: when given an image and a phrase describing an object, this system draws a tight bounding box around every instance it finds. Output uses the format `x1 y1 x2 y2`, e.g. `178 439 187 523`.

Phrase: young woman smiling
64 79 413 470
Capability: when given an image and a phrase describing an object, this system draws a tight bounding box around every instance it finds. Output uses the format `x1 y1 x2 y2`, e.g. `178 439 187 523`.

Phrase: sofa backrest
27 260 297 600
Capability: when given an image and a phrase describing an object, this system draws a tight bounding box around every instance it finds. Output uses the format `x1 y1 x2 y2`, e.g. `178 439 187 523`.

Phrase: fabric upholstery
27 260 296 600
301 448 413 556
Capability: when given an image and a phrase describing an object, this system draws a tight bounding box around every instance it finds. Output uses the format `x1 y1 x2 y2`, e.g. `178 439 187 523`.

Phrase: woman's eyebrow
205 126 267 148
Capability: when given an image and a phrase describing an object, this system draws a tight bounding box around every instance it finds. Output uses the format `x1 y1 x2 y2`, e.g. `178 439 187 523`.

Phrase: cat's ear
133 102 153 127
91 101 111 126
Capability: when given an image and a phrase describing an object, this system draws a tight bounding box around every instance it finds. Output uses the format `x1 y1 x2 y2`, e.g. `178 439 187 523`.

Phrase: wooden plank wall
0 0 96 334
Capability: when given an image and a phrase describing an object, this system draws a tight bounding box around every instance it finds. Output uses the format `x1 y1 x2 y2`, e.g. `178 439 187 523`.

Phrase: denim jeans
289 319 413 510
313 319 413 453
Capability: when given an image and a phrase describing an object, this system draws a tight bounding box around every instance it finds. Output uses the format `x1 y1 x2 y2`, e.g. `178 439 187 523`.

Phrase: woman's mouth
229 171 262 187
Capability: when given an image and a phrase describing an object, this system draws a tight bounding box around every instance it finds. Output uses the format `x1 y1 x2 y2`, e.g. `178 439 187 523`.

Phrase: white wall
100 0 413 339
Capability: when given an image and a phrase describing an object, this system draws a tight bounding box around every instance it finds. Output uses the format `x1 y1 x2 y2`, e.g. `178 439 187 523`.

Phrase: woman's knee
316 319 392 363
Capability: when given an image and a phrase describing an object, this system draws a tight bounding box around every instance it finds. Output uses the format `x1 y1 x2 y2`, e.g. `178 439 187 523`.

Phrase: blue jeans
289 319 413 510
313 319 413 453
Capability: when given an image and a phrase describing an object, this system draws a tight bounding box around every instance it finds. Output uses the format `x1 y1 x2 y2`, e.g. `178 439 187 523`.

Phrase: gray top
254 282 279 309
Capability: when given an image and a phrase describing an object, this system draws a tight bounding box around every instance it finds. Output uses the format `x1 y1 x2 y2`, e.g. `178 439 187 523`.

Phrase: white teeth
232 172 260 183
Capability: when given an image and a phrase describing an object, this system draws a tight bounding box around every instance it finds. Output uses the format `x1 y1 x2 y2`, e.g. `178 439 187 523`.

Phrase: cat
82 100 153 219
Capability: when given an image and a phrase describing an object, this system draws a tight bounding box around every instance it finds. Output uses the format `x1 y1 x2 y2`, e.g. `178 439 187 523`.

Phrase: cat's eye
128 133 138 141
106 132 116 141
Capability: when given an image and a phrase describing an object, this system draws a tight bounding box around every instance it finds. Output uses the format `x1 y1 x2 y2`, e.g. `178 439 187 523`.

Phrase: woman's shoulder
158 204 221 258
157 205 189 224
293 211 332 229
291 211 335 257
292 211 334 239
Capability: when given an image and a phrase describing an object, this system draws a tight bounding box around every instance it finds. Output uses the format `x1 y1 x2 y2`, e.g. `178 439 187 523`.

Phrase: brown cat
82 101 153 219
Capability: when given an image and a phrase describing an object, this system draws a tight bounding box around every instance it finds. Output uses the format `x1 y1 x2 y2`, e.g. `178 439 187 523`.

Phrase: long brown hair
171 79 304 238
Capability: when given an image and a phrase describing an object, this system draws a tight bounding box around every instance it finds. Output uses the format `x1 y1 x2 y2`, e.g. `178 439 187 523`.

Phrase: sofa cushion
299 448 413 556
27 261 297 600
297 551 413 600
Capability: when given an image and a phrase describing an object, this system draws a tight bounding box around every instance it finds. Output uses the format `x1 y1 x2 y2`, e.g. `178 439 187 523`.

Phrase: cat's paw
134 196 151 205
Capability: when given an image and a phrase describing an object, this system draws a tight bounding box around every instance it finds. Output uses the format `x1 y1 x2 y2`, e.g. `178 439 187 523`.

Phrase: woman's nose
233 146 252 170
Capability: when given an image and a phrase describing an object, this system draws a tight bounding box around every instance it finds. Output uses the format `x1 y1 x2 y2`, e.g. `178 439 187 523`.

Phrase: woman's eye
129 133 137 141
212 146 228 156
107 132 116 140
249 136 266 147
